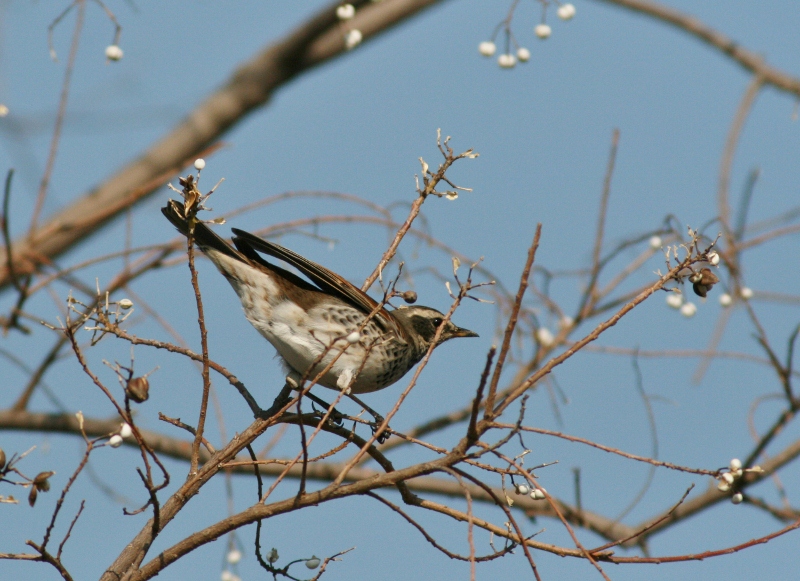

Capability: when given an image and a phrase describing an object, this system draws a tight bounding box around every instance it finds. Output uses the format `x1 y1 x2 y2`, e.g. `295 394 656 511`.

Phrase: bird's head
394 305 478 347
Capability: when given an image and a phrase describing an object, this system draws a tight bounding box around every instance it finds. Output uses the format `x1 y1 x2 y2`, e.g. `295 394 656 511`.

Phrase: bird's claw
311 402 344 426
370 416 390 444
329 408 344 426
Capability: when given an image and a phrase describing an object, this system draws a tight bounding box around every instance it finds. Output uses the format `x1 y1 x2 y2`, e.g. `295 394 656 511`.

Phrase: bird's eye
432 317 443 327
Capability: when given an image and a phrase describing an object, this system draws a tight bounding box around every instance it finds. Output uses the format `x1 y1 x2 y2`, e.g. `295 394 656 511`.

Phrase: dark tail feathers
161 200 240 260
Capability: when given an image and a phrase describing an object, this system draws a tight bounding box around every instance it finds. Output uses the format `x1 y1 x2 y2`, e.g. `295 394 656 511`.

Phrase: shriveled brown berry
126 377 150 403
691 268 719 298
401 290 418 304
33 471 55 492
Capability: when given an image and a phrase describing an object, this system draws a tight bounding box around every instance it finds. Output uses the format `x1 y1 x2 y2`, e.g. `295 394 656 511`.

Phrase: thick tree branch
0 0 445 291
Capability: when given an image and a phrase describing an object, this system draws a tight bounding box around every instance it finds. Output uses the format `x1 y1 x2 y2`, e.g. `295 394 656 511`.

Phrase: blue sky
2 1 799 579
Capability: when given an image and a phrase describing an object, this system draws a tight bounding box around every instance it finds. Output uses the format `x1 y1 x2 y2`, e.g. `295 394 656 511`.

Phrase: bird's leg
227 372 283 421
347 393 390 444
255 381 293 420
285 372 344 426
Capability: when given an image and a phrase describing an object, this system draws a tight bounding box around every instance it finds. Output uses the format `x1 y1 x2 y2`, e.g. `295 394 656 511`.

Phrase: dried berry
401 290 418 304
126 376 150 403
33 471 55 492
691 268 719 298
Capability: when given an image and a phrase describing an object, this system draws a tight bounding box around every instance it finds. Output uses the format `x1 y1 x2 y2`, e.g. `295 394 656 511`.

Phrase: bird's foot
370 416 391 444
347 393 391 443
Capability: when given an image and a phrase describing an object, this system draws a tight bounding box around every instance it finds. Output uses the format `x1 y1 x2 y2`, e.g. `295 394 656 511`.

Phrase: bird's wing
164 200 325 294
231 228 403 337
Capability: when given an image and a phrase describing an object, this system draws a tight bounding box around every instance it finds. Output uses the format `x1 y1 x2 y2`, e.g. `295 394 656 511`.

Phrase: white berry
479 41 496 57
721 472 734 484
120 423 133 438
557 3 576 20
534 24 552 39
707 252 720 266
666 293 683 309
345 29 363 49
498 53 516 68
516 47 531 62
306 556 321 569
680 302 697 318
729 458 742 472
649 235 662 249
740 287 753 300
346 331 361 344
109 434 123 448
717 480 730 492
731 492 743 504
105 45 124 61
227 549 242 564
0 104 9 117
336 3 355 20
536 327 555 347
719 293 732 307
194 158 206 170
515 483 529 495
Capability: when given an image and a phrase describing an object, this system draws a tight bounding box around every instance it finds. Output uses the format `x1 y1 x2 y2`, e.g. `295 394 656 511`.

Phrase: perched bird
162 200 477 395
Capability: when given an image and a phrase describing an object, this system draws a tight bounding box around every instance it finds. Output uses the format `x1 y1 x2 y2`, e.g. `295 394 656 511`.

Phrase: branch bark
0 0 445 291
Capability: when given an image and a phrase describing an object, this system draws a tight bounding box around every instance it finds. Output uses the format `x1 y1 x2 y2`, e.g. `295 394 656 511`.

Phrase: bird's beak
452 326 478 338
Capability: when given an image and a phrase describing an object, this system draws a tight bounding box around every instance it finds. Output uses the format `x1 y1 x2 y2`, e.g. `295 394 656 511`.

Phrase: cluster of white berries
479 3 576 69
718 286 752 308
664 250 727 318
108 423 133 448
665 292 697 318
336 4 364 49
220 543 244 581
669 285 751 313
514 482 547 500
717 458 745 504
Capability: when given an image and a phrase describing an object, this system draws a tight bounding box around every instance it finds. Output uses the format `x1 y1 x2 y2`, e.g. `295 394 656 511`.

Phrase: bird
162 200 477 396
